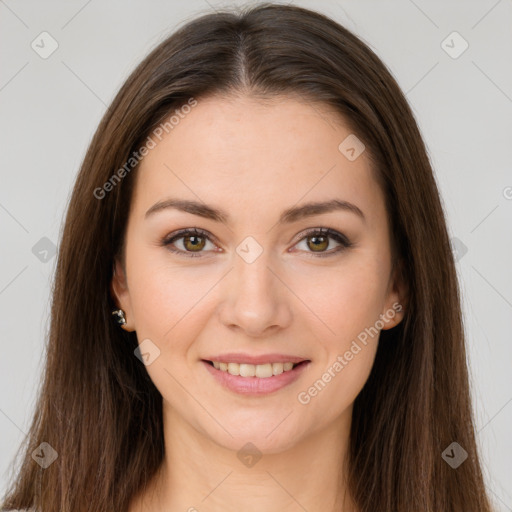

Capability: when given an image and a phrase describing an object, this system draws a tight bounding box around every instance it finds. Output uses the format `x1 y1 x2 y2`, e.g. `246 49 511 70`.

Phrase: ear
111 258 136 332
380 258 408 330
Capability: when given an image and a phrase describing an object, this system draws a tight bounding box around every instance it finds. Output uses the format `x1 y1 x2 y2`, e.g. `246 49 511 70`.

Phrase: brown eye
163 227 352 259
293 228 353 258
162 228 216 258
182 234 206 252
306 234 329 252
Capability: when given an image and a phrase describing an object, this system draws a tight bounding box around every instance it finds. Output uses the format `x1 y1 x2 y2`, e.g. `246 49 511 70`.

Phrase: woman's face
112 94 405 453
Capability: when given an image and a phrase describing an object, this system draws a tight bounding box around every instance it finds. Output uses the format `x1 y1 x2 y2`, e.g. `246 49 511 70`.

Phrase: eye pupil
184 235 205 251
308 235 328 251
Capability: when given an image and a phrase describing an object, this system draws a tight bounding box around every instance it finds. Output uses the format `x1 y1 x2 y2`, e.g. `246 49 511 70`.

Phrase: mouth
202 359 309 378
201 357 311 395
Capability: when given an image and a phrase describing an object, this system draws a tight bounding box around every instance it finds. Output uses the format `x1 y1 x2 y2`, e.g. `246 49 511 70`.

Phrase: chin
204 417 305 456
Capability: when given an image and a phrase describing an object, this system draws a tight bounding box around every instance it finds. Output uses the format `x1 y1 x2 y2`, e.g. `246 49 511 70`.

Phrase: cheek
296 290 381 420
289 254 388 341
288 255 386 406
298 345 376 429
127 253 219 352
126 262 215 396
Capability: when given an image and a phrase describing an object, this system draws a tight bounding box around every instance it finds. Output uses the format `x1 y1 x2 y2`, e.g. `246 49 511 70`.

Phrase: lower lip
202 360 310 396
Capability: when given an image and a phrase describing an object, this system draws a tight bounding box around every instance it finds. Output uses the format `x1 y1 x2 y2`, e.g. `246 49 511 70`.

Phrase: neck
131 400 357 512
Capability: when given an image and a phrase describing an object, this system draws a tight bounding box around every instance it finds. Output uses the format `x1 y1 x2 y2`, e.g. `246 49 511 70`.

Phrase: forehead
133 94 384 229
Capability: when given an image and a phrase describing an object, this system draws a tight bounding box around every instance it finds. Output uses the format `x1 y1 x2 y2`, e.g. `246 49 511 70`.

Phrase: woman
1 3 494 511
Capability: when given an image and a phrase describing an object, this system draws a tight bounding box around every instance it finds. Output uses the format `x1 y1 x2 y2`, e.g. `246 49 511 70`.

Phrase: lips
202 358 311 395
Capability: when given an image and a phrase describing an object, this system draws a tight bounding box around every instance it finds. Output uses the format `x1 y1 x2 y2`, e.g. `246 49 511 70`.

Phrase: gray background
0 0 511 509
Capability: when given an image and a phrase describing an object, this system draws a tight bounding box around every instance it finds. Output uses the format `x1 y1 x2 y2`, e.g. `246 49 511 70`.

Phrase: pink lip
202 353 307 365
202 360 311 396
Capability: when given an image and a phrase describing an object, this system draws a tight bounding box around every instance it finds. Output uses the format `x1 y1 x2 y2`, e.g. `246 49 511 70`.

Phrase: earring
112 309 127 326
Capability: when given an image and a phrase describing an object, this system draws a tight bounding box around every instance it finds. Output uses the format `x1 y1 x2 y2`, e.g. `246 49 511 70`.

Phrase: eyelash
161 227 353 259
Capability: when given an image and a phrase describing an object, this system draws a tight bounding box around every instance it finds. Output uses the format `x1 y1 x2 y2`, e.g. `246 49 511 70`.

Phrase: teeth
240 363 256 377
211 361 299 378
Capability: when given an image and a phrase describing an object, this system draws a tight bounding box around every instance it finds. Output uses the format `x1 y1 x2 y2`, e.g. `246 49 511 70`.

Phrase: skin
112 94 406 512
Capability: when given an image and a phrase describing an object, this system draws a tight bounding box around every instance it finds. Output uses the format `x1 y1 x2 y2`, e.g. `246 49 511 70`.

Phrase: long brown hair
1 3 494 511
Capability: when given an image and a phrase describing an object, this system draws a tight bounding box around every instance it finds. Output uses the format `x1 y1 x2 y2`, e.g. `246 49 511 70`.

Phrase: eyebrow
144 198 366 225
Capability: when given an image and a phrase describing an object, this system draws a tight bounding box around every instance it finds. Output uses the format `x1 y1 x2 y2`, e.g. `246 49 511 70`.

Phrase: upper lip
203 353 309 365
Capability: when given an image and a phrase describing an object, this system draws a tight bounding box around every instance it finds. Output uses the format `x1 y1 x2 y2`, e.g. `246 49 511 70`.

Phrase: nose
217 249 293 337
